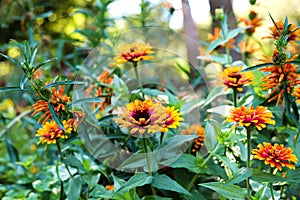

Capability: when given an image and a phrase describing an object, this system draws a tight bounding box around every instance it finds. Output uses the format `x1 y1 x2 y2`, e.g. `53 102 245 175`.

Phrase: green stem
141 137 152 176
270 183 275 200
56 142 74 179
246 126 252 199
225 43 231 64
232 88 238 107
160 132 164 145
187 143 220 192
133 62 144 99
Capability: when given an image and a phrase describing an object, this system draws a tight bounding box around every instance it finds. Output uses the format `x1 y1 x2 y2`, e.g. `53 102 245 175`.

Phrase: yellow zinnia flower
160 106 183 132
114 42 154 64
36 120 72 144
220 66 253 92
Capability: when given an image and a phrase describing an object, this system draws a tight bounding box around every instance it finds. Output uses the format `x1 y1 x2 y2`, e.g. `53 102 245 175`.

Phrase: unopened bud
249 0 256 5
215 8 224 21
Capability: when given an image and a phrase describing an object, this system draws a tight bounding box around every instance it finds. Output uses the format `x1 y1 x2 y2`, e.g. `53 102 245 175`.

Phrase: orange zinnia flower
161 106 183 132
240 10 262 35
114 100 166 135
220 66 253 92
32 85 71 124
226 105 275 130
208 27 235 49
114 42 154 64
259 51 300 106
36 120 72 144
181 124 205 153
252 142 298 171
263 21 300 41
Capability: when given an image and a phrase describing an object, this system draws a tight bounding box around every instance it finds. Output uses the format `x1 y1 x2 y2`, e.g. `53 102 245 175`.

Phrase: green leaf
200 182 247 200
0 52 23 69
70 97 104 106
254 183 268 200
207 38 225 53
48 103 65 131
111 173 126 191
66 175 82 200
83 173 100 190
242 63 273 72
20 75 28 90
197 54 231 65
204 121 217 151
225 167 252 186
152 174 191 196
34 57 57 71
168 154 201 173
5 136 19 163
63 155 87 172
214 155 238 179
116 173 153 194
236 137 247 162
226 26 251 41
43 80 84 88
285 168 300 183
142 196 173 200
202 85 227 107
32 180 51 192
251 169 285 183
0 87 27 93
133 88 165 96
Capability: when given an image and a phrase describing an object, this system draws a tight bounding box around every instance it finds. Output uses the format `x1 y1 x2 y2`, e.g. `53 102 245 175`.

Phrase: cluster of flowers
219 18 300 172
32 84 84 145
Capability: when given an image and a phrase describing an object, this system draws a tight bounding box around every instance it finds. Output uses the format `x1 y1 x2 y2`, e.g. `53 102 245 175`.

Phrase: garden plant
0 0 300 199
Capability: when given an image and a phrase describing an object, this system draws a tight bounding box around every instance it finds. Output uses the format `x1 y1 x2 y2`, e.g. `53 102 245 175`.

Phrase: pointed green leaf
207 38 225 53
20 75 28 89
204 121 217 151
202 85 227 107
0 52 23 69
242 63 273 72
167 154 201 173
226 26 251 41
43 80 84 88
34 57 57 71
48 103 65 131
0 87 27 93
66 175 82 200
70 97 104 106
252 169 285 183
200 182 247 200
116 173 153 194
225 167 252 186
152 174 191 196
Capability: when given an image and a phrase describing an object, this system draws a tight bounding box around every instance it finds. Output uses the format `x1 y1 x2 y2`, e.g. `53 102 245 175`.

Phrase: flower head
161 106 183 132
181 124 205 153
32 85 70 124
114 42 154 64
264 21 300 41
114 100 166 135
36 120 72 144
252 142 298 171
260 51 300 106
220 66 253 92
240 10 262 35
226 105 275 130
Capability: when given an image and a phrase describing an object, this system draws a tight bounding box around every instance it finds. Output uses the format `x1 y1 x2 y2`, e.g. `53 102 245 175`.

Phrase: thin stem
225 43 231 64
246 126 252 199
160 132 164 145
141 137 152 176
133 62 144 99
56 141 74 179
270 183 275 200
232 88 238 108
187 143 220 192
